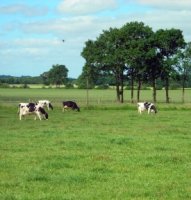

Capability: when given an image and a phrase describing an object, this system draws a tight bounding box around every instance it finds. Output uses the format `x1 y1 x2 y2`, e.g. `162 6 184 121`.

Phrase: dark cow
137 102 157 114
18 102 48 120
62 101 80 112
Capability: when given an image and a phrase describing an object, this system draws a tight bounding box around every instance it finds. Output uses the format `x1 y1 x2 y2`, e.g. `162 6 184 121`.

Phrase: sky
0 0 191 78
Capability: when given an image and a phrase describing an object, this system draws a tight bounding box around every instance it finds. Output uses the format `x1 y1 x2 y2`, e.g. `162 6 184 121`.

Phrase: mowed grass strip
0 104 190 200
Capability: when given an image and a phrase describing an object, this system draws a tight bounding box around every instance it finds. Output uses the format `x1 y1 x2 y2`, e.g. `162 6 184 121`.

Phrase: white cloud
137 0 191 10
122 9 191 41
13 38 61 47
0 38 62 50
5 9 190 42
1 48 48 57
58 0 117 15
0 4 48 16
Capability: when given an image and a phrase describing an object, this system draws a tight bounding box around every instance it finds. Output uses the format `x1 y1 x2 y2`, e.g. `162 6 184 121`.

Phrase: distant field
0 88 191 199
9 84 66 89
1 88 191 107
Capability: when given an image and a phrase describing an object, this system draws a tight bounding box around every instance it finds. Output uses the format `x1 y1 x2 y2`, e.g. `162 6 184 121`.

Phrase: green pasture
0 88 191 199
1 88 191 107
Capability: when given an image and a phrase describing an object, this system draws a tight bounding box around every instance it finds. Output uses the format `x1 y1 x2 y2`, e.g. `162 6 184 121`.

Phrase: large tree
80 40 100 89
120 22 155 102
96 27 127 102
82 22 155 103
175 42 191 102
81 21 186 104
46 64 68 87
81 28 127 102
155 28 186 103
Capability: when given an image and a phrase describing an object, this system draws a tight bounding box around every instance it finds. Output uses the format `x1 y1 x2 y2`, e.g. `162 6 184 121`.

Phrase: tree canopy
80 21 187 103
41 64 68 87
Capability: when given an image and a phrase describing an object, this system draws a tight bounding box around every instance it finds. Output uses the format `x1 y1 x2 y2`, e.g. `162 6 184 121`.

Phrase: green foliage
40 71 50 85
0 75 43 84
76 73 95 89
80 21 188 103
64 83 74 89
47 64 68 86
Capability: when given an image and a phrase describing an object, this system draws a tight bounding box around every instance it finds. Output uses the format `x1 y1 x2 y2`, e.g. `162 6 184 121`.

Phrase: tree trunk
130 74 134 103
114 70 121 102
182 74 186 103
116 73 121 102
116 85 120 102
152 77 157 103
86 78 89 107
182 85 185 103
120 71 124 103
137 78 141 102
165 77 170 103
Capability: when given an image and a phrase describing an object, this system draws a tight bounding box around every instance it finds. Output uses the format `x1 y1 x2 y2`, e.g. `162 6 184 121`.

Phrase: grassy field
1 88 191 106
0 88 191 199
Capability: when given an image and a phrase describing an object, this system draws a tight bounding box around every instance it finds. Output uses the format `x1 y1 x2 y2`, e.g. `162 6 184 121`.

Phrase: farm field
1 88 191 106
0 88 191 199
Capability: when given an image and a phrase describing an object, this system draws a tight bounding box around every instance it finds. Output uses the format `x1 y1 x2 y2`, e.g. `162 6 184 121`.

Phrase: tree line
80 21 191 103
0 64 74 88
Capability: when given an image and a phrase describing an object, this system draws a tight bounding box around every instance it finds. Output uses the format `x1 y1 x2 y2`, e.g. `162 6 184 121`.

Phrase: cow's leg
20 114 26 120
35 112 41 120
63 106 67 112
37 112 42 120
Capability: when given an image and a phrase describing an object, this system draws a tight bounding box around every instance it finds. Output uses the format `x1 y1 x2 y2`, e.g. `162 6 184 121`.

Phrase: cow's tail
39 107 48 119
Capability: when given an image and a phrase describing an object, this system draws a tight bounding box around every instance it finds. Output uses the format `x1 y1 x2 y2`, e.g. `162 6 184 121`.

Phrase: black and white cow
18 102 48 120
62 101 80 112
137 102 157 114
38 100 53 110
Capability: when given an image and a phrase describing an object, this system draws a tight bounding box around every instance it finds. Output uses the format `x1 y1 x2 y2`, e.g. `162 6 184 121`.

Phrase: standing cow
137 102 157 114
18 102 48 120
62 101 80 112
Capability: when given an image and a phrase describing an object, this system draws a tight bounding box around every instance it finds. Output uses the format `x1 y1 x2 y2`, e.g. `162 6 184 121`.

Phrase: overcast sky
0 0 191 78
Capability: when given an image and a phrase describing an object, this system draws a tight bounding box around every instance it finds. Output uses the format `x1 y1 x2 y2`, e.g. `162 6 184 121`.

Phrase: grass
0 106 191 199
0 88 191 199
1 88 191 106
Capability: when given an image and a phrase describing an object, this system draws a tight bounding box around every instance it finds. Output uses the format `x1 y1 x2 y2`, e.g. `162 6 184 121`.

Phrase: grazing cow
17 103 29 114
38 100 53 110
137 102 157 114
18 102 48 120
62 101 80 112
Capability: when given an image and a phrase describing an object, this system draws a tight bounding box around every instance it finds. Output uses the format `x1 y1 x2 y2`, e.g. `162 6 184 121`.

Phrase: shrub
65 83 74 89
0 83 10 88
96 84 109 89
20 84 30 89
